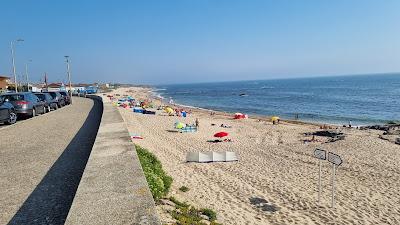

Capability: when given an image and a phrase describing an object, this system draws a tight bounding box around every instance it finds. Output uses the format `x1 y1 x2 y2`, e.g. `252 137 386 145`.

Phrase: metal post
10 39 23 93
331 164 336 208
11 41 17 93
318 160 322 205
65 56 73 104
25 60 31 92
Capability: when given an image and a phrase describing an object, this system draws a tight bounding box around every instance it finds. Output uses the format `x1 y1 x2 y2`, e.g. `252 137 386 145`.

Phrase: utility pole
10 39 24 92
64 56 73 104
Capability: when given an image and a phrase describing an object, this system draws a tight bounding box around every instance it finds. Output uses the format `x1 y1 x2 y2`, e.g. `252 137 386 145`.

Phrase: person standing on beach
195 118 199 129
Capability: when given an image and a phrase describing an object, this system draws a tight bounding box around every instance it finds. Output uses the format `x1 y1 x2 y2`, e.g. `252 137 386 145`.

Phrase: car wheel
54 104 59 110
32 108 36 117
5 111 17 125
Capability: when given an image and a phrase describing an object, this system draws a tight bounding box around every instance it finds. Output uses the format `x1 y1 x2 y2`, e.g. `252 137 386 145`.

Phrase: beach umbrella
175 122 186 129
214 132 229 138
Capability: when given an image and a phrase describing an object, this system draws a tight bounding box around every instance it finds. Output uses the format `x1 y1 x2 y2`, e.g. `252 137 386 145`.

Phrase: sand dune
103 87 400 225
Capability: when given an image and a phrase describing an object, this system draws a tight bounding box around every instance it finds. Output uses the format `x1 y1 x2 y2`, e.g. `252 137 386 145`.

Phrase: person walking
195 118 200 130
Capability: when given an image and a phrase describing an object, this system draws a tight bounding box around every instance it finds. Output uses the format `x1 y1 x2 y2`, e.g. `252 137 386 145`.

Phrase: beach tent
175 122 186 129
165 107 174 114
186 151 238 163
234 113 248 119
271 116 280 124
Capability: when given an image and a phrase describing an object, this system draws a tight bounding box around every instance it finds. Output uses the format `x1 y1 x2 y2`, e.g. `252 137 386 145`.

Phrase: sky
0 0 399 85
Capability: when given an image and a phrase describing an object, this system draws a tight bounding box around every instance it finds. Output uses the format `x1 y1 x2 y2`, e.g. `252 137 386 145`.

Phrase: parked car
0 98 17 124
34 92 57 112
43 91 65 108
0 92 46 117
59 91 71 105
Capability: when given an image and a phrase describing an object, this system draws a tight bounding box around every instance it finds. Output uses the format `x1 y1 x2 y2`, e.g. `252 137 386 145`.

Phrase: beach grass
136 144 173 200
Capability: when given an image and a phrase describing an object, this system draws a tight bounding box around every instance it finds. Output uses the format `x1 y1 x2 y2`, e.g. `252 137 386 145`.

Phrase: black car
59 91 71 105
0 98 17 124
43 92 65 108
0 92 45 117
34 92 57 112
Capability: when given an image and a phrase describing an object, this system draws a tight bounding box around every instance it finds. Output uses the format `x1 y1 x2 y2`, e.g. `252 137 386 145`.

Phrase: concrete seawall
66 96 160 225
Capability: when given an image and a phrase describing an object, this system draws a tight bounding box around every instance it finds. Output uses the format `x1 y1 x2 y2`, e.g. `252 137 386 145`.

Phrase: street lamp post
25 60 32 92
11 39 24 93
64 56 73 104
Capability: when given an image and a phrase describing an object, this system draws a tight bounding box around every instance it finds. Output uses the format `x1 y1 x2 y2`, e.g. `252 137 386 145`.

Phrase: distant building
0 75 10 92
31 84 43 92
46 83 66 91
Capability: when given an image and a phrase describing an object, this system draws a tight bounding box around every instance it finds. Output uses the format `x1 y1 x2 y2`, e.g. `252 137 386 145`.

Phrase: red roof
47 83 64 88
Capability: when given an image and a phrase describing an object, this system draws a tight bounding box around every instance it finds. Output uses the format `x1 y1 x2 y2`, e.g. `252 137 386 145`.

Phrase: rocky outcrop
379 135 400 145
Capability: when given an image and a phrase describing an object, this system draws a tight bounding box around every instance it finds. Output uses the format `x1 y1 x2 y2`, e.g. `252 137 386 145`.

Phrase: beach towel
143 110 156 115
180 126 197 133
130 133 143 139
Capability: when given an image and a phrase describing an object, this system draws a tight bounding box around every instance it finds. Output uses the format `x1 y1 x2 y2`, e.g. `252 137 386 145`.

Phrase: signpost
314 149 326 205
313 149 343 208
327 152 342 208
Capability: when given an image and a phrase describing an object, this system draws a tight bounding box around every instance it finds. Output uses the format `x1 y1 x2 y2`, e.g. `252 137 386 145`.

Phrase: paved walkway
0 97 103 225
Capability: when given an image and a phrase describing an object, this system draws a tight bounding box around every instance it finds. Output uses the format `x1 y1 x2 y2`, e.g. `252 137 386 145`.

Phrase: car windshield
59 92 67 96
0 94 24 101
47 92 57 98
35 94 46 101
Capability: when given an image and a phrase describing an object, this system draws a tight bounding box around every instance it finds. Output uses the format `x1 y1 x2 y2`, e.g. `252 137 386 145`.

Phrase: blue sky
0 0 399 84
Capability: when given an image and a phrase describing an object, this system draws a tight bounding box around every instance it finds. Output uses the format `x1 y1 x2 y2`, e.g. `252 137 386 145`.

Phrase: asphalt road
0 97 103 225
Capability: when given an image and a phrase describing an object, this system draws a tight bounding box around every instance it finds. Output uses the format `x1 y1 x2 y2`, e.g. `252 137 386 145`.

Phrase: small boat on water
239 93 248 96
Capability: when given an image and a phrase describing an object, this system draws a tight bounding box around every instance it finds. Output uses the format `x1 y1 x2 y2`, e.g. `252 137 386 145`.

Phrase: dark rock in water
305 130 345 143
379 135 400 145
361 124 400 131
305 130 344 138
384 130 400 135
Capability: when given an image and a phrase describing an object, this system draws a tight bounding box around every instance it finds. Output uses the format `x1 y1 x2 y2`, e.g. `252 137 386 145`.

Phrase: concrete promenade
65 97 160 225
0 97 102 225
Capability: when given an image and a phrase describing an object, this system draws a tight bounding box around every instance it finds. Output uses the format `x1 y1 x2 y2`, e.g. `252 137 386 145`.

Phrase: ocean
155 74 400 125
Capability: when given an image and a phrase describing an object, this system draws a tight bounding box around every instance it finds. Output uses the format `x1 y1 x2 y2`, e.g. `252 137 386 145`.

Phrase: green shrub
168 197 221 225
179 186 190 192
136 145 173 200
169 196 190 208
201 208 217 221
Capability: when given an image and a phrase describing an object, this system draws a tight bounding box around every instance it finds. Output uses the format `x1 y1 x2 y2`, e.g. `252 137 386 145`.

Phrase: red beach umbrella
214 132 229 138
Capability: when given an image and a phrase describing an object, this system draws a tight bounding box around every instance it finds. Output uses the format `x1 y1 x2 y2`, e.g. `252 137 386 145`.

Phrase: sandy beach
102 87 400 225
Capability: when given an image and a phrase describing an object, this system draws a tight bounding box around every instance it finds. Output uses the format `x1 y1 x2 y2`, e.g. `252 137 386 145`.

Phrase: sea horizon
155 73 400 126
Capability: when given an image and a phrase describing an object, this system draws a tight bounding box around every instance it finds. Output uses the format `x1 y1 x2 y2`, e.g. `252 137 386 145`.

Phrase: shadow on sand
249 197 280 213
